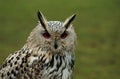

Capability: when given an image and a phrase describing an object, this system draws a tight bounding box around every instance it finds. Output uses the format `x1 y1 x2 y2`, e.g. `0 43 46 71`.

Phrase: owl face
28 11 76 53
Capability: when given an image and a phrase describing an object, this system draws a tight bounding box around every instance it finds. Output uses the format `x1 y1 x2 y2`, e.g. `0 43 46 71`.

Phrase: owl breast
27 47 74 79
40 52 74 79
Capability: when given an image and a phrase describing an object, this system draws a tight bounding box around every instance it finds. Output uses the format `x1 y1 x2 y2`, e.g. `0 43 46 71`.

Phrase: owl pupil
61 32 68 39
43 32 50 39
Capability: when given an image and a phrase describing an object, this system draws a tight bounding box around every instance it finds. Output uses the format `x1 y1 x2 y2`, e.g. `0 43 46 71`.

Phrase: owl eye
43 32 51 39
61 32 68 39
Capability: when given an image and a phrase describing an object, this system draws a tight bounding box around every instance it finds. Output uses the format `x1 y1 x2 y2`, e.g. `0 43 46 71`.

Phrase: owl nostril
54 40 58 49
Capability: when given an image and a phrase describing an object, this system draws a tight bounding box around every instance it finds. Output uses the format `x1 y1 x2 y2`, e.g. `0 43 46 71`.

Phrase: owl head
27 11 77 54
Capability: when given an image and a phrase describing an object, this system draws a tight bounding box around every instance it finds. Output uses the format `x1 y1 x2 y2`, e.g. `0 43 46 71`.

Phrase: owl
0 11 77 79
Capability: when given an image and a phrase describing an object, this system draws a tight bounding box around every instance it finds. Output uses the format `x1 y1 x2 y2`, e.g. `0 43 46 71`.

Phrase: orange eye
61 32 68 39
43 32 50 39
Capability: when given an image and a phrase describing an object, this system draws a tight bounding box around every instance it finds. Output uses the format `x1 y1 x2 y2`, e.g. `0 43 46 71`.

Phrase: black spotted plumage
0 11 76 79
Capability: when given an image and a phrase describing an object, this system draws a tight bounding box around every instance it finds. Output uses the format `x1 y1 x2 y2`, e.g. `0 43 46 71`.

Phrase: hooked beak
54 39 58 49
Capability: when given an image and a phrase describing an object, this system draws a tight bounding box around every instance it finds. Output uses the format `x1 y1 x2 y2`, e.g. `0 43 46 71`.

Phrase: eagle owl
0 11 77 79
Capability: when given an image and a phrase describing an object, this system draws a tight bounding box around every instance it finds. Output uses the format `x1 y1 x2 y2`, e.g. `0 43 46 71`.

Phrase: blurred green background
0 0 120 79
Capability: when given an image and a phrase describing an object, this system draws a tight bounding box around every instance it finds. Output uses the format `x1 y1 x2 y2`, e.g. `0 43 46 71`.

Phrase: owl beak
54 39 58 49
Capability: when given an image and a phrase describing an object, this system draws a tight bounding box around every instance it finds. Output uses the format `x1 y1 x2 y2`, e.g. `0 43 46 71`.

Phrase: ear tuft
37 11 48 30
64 14 76 29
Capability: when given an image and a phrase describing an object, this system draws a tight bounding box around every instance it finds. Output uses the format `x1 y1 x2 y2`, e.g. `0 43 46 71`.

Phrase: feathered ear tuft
63 14 76 29
37 11 48 30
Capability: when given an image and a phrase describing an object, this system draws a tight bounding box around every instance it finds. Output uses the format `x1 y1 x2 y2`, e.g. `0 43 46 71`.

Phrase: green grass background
0 0 120 79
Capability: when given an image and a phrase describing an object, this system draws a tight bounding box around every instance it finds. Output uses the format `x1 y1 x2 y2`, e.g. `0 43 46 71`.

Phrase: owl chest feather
29 48 75 79
0 47 74 79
